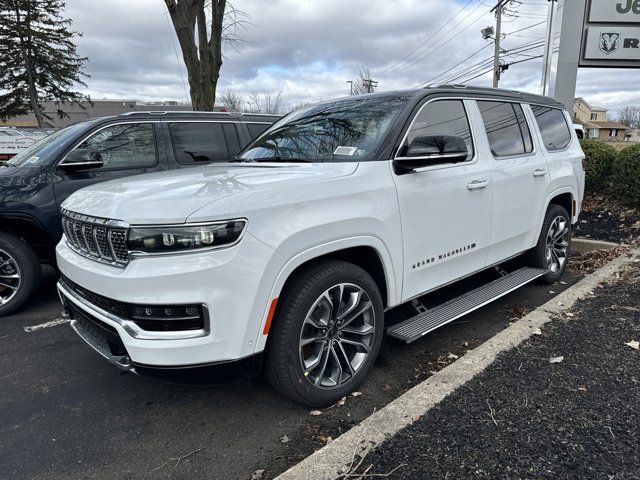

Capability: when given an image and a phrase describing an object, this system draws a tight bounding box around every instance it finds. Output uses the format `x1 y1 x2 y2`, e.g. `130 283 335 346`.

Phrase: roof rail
118 110 234 116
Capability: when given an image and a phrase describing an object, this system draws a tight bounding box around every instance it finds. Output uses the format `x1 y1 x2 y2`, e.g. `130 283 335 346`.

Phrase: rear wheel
0 232 41 317
526 204 571 284
265 260 384 407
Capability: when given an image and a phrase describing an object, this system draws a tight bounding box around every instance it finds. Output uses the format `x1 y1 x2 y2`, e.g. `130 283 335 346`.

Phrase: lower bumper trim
70 318 133 371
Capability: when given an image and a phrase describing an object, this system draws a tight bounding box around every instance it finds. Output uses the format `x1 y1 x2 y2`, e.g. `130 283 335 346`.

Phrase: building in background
572 97 630 141
0 99 200 128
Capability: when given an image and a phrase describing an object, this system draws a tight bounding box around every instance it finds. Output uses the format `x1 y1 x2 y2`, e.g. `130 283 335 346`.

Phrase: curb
276 248 640 480
572 237 620 252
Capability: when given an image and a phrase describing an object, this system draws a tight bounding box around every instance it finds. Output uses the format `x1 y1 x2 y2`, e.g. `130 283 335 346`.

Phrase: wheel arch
253 237 398 354
0 214 53 263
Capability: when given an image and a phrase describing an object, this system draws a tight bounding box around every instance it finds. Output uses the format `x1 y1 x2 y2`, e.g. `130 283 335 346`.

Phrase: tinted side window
403 100 474 161
169 122 229 164
246 123 270 139
531 106 572 151
222 124 241 157
478 101 532 157
74 123 157 169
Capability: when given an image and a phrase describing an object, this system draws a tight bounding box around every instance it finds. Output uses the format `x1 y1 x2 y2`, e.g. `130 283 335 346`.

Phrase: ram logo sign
599 32 620 54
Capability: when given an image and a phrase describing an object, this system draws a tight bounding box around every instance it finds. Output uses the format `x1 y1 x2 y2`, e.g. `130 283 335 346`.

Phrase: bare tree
618 106 640 129
350 66 377 95
164 0 248 110
219 90 245 111
247 90 284 114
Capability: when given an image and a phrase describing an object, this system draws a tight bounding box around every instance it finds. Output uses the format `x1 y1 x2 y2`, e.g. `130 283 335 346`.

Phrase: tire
0 232 41 317
526 204 571 284
265 260 384 407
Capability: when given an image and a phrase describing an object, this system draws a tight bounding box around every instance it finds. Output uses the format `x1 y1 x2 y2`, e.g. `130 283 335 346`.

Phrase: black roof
330 85 565 109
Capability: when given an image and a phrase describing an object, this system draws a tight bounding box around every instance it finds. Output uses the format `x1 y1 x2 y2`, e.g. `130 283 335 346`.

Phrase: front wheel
265 260 384 407
0 232 41 317
526 204 571 284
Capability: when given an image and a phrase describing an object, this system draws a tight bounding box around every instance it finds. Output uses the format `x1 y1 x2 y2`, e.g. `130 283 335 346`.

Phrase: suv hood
61 163 358 224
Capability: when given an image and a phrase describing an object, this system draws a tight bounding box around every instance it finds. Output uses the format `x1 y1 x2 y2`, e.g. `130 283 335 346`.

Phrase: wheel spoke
329 346 343 385
337 290 362 320
341 300 372 328
300 333 325 347
340 323 374 336
0 281 17 291
0 273 19 279
340 337 370 353
314 346 331 386
336 341 355 377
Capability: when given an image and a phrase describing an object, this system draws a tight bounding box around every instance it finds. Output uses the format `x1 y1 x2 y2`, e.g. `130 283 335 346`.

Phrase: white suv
56 86 585 406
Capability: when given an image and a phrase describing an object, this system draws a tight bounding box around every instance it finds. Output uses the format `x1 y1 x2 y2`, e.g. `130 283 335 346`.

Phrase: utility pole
541 0 558 95
362 78 379 93
491 0 509 87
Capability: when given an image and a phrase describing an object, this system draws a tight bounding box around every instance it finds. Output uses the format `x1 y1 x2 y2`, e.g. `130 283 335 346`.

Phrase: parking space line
23 318 70 332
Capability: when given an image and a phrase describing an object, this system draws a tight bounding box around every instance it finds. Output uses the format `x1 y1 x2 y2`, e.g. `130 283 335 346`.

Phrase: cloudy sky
64 0 639 116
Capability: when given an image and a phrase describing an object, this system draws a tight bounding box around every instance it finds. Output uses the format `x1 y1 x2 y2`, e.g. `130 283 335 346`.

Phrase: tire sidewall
535 205 571 283
276 263 384 406
0 233 41 317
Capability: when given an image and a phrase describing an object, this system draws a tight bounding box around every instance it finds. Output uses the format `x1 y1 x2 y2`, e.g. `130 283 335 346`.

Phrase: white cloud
64 0 640 117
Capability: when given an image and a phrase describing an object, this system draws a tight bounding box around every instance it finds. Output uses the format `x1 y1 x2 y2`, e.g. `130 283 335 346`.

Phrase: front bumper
56 233 279 368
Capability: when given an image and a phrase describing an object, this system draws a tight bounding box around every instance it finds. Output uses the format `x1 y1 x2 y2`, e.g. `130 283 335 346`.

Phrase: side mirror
394 135 469 174
58 149 104 171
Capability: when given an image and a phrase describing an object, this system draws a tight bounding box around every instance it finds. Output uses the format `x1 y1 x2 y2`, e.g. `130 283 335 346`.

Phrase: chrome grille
61 209 130 267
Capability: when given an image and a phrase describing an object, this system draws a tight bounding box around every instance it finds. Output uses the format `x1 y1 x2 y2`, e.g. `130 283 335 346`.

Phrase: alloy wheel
299 283 376 388
545 216 569 273
0 248 21 306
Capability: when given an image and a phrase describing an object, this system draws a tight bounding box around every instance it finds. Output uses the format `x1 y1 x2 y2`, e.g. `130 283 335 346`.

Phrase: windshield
236 95 409 163
6 123 87 166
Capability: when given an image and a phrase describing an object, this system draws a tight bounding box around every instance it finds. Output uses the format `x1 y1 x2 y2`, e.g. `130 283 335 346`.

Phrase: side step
387 267 548 344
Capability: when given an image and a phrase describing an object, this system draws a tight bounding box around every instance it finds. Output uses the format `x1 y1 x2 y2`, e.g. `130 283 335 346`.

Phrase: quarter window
73 123 157 169
477 101 533 157
169 122 231 164
403 100 474 161
531 105 572 151
246 123 270 139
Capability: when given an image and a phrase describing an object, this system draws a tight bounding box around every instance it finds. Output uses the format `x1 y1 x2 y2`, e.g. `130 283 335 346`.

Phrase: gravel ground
575 191 640 244
353 262 640 479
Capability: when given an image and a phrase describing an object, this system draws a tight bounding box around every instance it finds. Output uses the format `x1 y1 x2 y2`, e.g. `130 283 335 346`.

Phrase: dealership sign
580 0 640 67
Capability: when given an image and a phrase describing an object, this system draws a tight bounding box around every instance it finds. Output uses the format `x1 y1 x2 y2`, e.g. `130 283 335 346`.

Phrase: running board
387 267 548 344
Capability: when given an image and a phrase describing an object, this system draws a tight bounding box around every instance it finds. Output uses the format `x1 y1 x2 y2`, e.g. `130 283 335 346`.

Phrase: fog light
131 304 205 332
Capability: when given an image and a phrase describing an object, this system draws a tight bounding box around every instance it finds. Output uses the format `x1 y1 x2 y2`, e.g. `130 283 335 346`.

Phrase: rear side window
168 122 230 164
403 99 474 161
246 123 270 139
222 124 241 157
477 101 533 157
531 105 572 151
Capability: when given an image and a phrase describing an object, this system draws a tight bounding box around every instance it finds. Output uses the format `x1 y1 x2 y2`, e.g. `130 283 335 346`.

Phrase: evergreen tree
0 0 89 126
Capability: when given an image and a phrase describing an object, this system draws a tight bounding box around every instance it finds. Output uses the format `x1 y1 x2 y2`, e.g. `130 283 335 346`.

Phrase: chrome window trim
58 281 211 340
476 99 537 160
394 97 477 165
393 97 479 172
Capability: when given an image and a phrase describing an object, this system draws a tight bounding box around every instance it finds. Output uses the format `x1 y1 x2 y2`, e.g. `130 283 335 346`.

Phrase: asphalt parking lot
1 266 581 480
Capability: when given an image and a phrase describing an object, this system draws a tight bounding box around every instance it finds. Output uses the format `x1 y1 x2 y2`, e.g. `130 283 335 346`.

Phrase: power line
377 0 476 78
418 43 493 87
381 2 488 79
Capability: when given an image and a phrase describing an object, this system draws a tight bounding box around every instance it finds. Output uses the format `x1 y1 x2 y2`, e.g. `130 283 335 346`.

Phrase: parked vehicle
0 111 278 316
56 87 585 406
573 124 585 139
0 127 54 162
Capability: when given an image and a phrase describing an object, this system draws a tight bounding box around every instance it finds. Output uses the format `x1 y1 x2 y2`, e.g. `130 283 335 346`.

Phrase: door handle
466 179 489 190
532 168 547 177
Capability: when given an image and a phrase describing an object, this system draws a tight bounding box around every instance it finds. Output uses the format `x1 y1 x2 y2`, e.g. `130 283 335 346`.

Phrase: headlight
128 220 246 254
